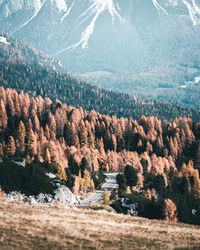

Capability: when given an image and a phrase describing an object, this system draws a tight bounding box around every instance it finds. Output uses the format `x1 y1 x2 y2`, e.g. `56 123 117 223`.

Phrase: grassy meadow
0 202 200 249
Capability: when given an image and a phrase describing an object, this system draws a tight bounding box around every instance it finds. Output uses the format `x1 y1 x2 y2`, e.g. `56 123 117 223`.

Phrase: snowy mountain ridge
0 0 200 97
2 1 200 30
1 0 68 14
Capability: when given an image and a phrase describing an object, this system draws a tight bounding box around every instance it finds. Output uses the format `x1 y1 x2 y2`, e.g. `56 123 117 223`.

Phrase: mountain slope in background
0 0 200 106
1 58 200 122
0 32 199 121
0 31 64 71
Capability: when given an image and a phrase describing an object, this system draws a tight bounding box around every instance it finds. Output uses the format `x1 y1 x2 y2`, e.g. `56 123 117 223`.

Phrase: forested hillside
0 59 199 122
0 31 199 122
0 31 63 71
0 86 200 224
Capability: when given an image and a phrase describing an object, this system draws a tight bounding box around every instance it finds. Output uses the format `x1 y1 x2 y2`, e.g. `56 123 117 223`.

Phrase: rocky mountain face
0 0 200 98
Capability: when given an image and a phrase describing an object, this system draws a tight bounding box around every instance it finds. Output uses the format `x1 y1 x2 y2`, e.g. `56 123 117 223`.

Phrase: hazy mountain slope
0 31 64 71
0 28 199 122
0 0 200 106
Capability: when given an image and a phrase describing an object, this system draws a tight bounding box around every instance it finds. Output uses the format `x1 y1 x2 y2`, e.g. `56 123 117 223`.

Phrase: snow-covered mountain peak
1 0 200 82
0 0 68 16
60 0 124 52
52 0 67 12
1 0 200 26
32 0 43 11
87 0 122 20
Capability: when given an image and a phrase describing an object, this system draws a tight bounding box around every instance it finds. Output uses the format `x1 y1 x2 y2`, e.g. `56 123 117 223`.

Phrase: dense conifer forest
0 59 199 122
0 86 200 224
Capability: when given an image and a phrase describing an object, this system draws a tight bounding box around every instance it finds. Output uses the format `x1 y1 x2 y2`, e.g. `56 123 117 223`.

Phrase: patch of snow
181 85 187 88
152 0 168 15
12 160 26 167
52 0 67 12
195 76 200 83
60 0 74 23
192 0 200 15
5 4 11 18
58 60 63 67
165 0 178 7
192 209 197 215
46 172 57 179
182 0 200 25
0 36 10 45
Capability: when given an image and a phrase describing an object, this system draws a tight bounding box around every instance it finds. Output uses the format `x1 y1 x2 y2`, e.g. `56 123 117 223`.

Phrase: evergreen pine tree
6 136 16 157
69 155 79 176
16 121 26 155
79 121 88 147
44 148 51 164
0 100 7 133
154 174 165 194
124 165 138 189
80 157 88 178
27 129 37 157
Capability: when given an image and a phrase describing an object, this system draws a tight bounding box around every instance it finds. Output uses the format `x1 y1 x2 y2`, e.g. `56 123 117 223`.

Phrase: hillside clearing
0 202 200 249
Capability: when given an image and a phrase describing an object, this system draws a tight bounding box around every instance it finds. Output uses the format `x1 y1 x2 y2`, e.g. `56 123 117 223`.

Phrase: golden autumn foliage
162 199 178 222
0 99 7 132
192 171 200 199
103 189 110 205
1 86 200 202
142 189 152 200
79 169 93 193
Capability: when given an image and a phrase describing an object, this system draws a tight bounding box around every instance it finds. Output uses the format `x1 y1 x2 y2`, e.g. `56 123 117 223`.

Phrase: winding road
80 173 118 205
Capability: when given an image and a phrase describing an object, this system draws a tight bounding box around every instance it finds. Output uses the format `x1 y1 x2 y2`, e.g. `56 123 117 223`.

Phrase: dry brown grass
0 201 200 249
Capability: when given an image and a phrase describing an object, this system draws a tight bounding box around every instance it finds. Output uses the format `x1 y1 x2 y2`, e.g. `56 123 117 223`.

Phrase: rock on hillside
2 184 80 206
